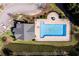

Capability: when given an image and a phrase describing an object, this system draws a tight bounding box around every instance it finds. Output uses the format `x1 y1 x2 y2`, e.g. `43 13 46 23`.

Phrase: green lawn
12 35 78 47
2 30 13 37
0 30 13 50
0 37 2 47
4 35 78 52
5 42 73 52
0 36 4 53
50 4 66 17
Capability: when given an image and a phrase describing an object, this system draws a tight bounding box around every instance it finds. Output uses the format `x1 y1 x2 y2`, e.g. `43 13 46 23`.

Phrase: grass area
4 35 78 52
12 35 78 47
50 3 66 17
5 42 73 52
0 37 2 47
2 30 13 37
0 36 4 54
0 30 13 49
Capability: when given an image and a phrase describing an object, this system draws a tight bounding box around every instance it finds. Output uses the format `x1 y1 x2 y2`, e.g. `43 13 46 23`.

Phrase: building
12 22 35 40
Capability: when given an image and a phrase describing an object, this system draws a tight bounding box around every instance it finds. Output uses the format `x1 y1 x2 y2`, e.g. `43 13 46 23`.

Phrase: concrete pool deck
35 12 70 41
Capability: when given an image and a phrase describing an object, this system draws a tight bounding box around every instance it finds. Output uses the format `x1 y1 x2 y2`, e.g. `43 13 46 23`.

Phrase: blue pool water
40 22 66 38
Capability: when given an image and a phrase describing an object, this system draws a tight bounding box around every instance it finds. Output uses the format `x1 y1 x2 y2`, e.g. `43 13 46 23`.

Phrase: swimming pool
40 22 66 38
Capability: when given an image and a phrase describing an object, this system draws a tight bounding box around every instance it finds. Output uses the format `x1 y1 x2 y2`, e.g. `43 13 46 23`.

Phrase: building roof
12 22 35 40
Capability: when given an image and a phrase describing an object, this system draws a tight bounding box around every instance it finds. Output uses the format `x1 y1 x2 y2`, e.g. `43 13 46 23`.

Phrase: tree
2 48 13 56
62 3 79 26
